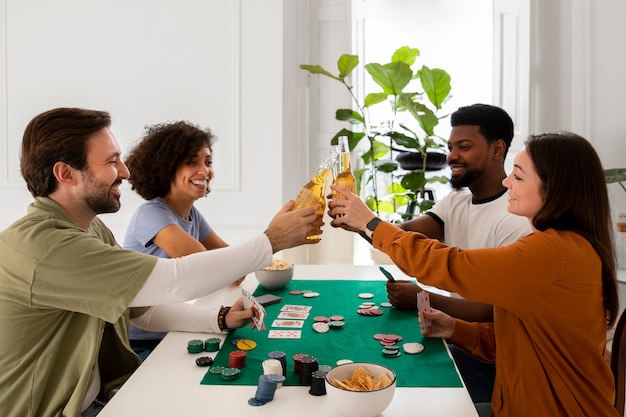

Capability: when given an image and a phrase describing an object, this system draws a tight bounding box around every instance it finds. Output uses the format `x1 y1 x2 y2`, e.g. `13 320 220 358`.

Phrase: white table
98 265 478 417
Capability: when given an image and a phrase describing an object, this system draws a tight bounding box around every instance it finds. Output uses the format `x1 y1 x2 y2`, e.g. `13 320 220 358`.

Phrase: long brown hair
526 131 618 325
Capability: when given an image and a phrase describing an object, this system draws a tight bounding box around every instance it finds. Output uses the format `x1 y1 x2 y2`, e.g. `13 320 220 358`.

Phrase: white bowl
325 362 397 417
254 266 294 290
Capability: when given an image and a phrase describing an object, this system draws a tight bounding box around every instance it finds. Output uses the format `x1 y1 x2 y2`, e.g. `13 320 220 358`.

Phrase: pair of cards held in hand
241 288 307 338
417 291 432 327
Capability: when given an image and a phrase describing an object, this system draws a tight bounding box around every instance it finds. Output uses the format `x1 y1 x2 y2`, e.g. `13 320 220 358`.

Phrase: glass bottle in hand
294 151 338 240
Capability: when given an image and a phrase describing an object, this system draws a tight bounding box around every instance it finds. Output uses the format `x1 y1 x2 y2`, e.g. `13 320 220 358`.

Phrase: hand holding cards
417 291 432 328
241 288 267 331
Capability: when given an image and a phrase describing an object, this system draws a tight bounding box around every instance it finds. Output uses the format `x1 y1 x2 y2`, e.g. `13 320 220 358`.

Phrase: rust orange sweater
374 222 617 417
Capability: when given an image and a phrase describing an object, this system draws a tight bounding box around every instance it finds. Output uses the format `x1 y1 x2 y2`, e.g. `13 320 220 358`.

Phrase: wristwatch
364 217 382 239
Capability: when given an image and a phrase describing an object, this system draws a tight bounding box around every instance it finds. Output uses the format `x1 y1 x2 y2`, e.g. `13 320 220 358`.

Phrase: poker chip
248 397 267 406
195 356 214 367
358 292 374 299
292 353 308 374
357 308 383 316
187 339 204 354
209 366 225 374
220 367 241 381
380 302 393 308
328 320 345 329
302 291 320 298
403 342 425 354
312 322 329 333
231 338 244 346
236 339 257 351
329 315 344 321
229 350 247 368
289 290 302 295
204 337 221 352
313 316 330 322
336 359 353 365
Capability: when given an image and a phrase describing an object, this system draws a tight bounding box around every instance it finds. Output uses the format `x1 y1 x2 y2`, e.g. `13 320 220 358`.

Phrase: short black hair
451 104 514 157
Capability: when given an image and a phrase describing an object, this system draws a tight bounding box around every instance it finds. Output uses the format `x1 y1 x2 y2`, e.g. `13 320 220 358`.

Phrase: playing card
280 305 312 312
268 330 302 339
271 319 305 328
417 291 432 328
277 311 309 319
241 288 266 331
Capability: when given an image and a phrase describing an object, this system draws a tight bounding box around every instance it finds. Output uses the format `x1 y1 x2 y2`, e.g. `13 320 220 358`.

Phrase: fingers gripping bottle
332 136 356 198
294 151 338 240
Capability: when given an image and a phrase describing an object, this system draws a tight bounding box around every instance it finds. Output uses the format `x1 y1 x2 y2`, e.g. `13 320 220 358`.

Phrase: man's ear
492 139 506 160
52 161 79 186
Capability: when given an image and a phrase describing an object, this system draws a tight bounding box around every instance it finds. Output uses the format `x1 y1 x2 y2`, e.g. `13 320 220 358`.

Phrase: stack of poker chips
229 350 247 368
262 359 284 388
268 350 287 376
204 337 221 352
308 370 328 396
187 339 204 354
248 374 286 406
298 355 319 386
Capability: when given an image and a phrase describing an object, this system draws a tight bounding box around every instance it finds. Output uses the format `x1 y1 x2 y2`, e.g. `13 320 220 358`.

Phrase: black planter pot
396 151 447 171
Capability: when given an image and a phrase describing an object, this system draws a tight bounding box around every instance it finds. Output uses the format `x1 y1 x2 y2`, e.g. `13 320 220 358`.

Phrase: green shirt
0 197 157 417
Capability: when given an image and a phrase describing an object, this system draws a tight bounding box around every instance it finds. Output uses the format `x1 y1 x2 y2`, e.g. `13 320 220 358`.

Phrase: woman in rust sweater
329 131 619 417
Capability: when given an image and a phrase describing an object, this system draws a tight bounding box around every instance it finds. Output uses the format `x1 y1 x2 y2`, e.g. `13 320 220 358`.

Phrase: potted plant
300 46 452 221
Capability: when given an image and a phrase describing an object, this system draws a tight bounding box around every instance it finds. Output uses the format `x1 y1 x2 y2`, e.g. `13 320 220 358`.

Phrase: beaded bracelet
217 306 232 331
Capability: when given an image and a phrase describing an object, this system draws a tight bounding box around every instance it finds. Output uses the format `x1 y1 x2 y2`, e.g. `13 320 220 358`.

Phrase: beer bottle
332 136 356 198
294 151 338 240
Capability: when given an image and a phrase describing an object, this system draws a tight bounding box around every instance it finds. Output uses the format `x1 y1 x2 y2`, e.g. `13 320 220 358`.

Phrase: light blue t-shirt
123 197 213 340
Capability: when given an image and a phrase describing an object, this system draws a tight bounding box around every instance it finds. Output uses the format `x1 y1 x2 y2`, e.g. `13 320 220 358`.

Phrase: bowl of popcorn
255 259 294 290
325 362 396 417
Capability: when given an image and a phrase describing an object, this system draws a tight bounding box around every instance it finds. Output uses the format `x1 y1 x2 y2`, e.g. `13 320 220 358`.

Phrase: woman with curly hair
123 121 245 359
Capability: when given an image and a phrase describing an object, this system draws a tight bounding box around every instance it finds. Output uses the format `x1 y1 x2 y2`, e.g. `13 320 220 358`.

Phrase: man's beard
450 168 482 190
82 169 122 214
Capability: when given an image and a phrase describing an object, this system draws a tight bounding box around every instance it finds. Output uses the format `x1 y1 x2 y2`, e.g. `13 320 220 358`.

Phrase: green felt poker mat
200 280 463 388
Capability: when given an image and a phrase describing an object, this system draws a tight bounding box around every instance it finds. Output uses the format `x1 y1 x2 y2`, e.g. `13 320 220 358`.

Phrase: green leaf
399 96 439 136
338 55 359 79
400 171 427 192
299 64 341 81
391 46 420 66
605 168 626 183
419 66 452 110
388 131 421 150
374 159 398 173
330 129 365 148
419 199 436 212
365 62 413 96
336 109 365 124
364 92 389 107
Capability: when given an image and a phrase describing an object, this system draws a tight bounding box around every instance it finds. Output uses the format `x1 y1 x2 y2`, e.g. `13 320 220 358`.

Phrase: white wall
0 0 290 246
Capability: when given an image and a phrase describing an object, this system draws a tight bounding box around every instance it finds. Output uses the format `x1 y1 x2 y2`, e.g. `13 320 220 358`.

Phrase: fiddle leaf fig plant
301 46 452 220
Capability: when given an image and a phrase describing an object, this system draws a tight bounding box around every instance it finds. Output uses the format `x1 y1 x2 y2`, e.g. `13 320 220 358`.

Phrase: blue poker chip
231 338 244 346
248 397 267 407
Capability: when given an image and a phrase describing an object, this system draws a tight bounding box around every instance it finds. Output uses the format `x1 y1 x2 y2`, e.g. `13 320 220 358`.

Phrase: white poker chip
358 292 374 299
312 322 329 333
380 302 393 308
336 359 354 365
403 342 425 354
303 291 320 298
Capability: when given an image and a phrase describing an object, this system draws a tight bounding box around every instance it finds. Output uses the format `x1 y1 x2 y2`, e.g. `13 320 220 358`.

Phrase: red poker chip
313 316 330 322
373 334 387 340
380 340 397 346
289 290 302 295
329 315 344 321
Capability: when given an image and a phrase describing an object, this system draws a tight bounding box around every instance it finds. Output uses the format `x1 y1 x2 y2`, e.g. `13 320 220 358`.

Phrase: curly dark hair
125 121 215 200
